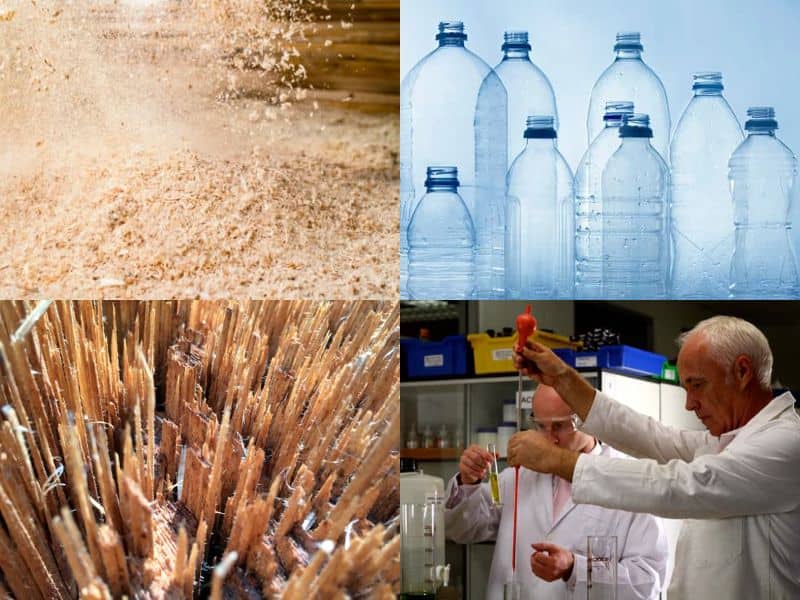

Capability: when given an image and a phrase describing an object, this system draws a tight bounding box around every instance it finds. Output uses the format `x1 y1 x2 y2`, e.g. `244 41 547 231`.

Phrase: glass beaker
400 493 444 599
587 535 617 600
487 442 502 505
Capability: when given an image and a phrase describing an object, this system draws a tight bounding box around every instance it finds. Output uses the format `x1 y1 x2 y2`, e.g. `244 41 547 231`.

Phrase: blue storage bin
552 348 576 367
597 345 666 376
401 335 468 379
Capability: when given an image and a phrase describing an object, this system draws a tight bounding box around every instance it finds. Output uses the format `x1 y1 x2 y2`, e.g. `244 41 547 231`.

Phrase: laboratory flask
587 535 618 600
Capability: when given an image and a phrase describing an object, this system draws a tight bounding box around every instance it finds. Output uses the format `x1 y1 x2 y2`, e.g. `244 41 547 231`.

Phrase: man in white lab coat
510 315 800 599
444 385 668 600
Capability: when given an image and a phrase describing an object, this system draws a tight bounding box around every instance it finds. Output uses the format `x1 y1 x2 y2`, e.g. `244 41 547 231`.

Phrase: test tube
487 443 502 505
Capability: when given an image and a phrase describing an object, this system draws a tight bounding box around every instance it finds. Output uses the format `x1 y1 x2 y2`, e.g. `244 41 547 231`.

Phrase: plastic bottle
505 116 574 298
575 101 635 298
400 21 507 299
729 107 798 297
493 30 558 167
601 113 669 298
408 166 476 299
587 32 671 159
670 72 743 298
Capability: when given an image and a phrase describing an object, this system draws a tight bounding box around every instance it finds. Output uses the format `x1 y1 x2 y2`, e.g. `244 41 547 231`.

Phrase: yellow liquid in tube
490 472 501 504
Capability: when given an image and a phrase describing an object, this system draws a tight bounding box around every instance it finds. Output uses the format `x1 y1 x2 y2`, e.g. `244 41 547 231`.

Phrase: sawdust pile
0 300 400 598
0 1 398 298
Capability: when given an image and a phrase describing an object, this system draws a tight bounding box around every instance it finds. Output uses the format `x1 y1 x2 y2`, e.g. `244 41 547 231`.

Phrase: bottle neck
693 88 723 97
747 129 777 137
503 48 530 60
603 117 626 129
438 38 465 48
426 184 459 193
615 48 642 60
525 138 557 149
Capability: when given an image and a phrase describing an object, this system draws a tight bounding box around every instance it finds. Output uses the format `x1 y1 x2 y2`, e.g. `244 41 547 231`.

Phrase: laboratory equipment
601 113 669 298
729 106 798 297
587 32 671 158
575 101 635 298
514 304 537 415
670 72 743 298
487 442 502 505
400 472 446 599
502 464 521 600
505 116 574 298
587 535 618 600
400 21 507 299
422 425 434 449
407 166 476 299
406 423 419 449
493 30 559 166
436 425 450 449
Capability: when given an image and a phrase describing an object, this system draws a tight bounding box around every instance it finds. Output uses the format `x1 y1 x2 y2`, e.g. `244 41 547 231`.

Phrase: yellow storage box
468 331 580 375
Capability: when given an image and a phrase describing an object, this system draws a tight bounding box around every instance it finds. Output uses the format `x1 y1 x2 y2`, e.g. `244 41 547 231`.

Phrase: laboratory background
400 0 800 171
399 299 800 599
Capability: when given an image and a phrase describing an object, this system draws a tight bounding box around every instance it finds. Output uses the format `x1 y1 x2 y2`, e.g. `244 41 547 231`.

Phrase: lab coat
573 391 800 599
444 443 668 600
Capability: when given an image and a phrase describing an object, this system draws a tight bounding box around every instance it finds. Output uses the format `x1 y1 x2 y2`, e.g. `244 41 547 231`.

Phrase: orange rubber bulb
515 304 537 353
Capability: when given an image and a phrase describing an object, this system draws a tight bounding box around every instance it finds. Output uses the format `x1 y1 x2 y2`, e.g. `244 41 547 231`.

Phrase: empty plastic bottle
493 30 558 167
575 100 635 298
400 21 507 299
408 167 476 299
729 107 798 298
670 72 743 298
505 116 574 298
601 113 669 298
587 32 671 159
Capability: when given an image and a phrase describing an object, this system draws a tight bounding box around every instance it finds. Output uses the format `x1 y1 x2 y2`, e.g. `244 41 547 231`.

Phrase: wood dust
0 0 398 298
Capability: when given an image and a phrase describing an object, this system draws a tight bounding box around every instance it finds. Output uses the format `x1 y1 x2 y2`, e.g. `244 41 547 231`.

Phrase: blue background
401 0 800 171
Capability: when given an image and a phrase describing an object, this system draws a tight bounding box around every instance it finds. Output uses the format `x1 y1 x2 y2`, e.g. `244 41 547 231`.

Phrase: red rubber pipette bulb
515 304 537 352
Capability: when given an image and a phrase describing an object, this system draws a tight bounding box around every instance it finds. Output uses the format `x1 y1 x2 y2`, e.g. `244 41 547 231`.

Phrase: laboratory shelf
400 448 463 460
401 375 519 387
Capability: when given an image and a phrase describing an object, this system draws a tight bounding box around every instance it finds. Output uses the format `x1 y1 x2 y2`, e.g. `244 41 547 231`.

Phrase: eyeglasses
530 415 578 435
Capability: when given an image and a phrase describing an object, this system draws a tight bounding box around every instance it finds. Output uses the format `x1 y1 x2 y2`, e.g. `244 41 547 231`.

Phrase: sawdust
0 0 398 298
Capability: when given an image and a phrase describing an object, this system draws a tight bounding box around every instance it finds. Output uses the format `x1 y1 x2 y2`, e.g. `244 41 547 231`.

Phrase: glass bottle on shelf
437 425 450 448
406 423 419 449
422 425 435 448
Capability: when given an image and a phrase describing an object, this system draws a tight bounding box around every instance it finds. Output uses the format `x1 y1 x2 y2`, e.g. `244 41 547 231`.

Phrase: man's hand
530 542 575 582
512 341 569 386
458 444 494 485
507 430 579 481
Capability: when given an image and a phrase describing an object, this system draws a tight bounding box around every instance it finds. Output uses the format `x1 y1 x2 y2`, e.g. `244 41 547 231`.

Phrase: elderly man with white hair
509 315 800 599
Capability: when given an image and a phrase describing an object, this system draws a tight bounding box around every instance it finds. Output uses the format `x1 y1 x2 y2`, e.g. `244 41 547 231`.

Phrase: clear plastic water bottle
575 101 635 298
493 30 558 167
587 32 671 159
729 107 798 298
670 72 743 298
601 113 669 298
505 116 574 298
400 21 507 299
408 166 476 299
